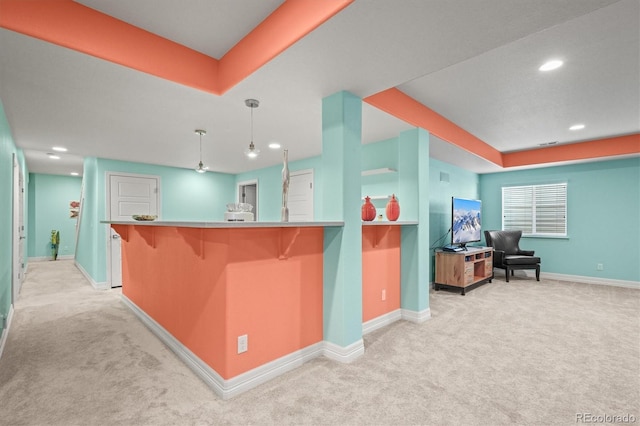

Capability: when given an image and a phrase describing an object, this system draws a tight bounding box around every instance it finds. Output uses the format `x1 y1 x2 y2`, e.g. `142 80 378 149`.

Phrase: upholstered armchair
484 230 540 282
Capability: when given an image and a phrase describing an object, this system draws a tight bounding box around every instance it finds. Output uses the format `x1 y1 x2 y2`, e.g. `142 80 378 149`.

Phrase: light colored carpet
0 260 638 425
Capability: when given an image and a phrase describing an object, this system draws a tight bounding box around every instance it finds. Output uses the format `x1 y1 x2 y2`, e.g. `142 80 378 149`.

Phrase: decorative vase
281 149 290 222
385 194 400 221
361 196 376 221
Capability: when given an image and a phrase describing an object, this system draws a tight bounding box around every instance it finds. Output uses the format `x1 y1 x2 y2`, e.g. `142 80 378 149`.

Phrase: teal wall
75 157 236 285
428 159 480 281
27 174 82 259
429 158 481 251
0 100 28 329
0 101 15 327
480 158 640 282
76 157 100 285
235 155 323 221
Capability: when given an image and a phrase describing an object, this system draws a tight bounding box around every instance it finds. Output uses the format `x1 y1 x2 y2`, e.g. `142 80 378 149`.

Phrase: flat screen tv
452 197 482 247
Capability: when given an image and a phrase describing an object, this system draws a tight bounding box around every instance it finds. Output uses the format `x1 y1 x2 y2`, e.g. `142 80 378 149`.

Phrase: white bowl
226 203 253 212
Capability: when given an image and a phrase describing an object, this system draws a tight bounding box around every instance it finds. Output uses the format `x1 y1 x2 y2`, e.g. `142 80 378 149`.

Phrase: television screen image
452 197 482 245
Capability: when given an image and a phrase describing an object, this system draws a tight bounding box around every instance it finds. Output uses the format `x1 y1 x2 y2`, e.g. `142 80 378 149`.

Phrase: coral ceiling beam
365 88 640 168
502 134 640 168
364 88 504 167
0 0 353 95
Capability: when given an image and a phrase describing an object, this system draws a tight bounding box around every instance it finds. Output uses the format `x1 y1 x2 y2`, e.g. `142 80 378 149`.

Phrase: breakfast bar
105 220 343 398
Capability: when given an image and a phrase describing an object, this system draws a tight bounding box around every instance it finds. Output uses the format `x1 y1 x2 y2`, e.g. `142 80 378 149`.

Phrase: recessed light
569 124 585 131
52 146 67 152
70 172 79 176
47 153 61 159
539 59 563 71
268 142 281 149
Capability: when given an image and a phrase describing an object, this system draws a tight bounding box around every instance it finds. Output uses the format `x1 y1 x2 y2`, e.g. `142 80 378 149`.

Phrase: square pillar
322 91 364 360
398 128 430 321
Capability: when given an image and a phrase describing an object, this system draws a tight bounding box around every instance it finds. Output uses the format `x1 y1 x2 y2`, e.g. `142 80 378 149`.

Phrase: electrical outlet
381 289 386 301
237 334 248 354
597 263 604 271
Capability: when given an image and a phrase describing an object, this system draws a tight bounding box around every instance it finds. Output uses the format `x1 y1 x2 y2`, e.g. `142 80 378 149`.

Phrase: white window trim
502 182 567 237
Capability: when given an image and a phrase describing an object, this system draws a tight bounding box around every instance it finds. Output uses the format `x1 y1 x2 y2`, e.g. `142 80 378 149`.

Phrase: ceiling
0 0 638 177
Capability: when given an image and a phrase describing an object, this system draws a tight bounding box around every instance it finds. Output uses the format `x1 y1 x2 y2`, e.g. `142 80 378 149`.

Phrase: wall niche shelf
361 195 389 201
361 167 397 176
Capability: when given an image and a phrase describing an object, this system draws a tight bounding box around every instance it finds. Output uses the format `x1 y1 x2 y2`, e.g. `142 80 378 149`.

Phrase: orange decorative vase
386 194 400 221
361 196 376 221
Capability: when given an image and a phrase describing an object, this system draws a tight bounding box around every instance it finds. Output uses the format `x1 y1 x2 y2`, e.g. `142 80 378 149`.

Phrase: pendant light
244 99 260 159
194 129 208 173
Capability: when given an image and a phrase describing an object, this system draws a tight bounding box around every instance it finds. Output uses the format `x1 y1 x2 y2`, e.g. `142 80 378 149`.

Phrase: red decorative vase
361 196 376 221
386 194 400 221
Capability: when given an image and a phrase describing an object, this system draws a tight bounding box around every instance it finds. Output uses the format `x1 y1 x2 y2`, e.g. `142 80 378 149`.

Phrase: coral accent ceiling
0 0 219 93
217 0 353 94
365 88 640 168
502 134 640 168
0 0 353 95
364 88 504 166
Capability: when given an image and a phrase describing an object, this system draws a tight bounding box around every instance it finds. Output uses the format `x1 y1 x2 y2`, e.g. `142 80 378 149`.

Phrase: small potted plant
51 230 60 260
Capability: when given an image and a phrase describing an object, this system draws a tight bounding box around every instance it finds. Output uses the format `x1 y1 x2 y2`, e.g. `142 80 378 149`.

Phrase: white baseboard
322 339 365 363
362 309 402 335
401 307 432 323
0 305 15 360
74 260 109 290
122 295 361 399
529 271 639 289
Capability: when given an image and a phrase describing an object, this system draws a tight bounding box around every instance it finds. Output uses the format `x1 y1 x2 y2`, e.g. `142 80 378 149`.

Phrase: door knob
112 234 120 240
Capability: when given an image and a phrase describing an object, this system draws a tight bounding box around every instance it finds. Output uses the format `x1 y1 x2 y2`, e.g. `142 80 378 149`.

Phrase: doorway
237 179 258 220
106 172 160 288
12 154 24 302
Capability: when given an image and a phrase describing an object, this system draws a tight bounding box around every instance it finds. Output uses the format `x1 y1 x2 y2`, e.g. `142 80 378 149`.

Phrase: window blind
502 183 567 236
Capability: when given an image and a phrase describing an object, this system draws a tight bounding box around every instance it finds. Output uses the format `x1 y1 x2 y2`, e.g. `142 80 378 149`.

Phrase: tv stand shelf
434 247 493 295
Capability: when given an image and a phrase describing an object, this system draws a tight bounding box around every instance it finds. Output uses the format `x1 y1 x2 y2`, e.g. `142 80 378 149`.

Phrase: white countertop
362 221 418 226
102 220 345 228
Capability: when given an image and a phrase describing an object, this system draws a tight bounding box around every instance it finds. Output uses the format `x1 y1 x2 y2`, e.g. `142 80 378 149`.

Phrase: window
502 183 567 236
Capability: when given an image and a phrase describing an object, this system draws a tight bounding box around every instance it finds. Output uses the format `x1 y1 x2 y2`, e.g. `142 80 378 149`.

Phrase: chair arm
518 249 535 256
493 250 505 266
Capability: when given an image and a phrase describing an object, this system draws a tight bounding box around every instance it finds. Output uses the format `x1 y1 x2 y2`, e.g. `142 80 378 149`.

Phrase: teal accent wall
429 158 481 247
0 100 15 325
428 158 481 280
76 157 99 283
0 99 28 329
235 155 323 221
27 174 82 259
75 157 236 285
480 158 640 282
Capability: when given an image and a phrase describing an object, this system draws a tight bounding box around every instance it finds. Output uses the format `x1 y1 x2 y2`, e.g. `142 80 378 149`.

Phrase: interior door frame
11 154 24 302
237 179 258 221
105 172 161 287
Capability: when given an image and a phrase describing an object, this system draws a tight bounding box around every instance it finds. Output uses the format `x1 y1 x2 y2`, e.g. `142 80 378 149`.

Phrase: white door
288 169 314 221
109 174 159 220
107 173 160 288
237 180 258 220
12 154 24 301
